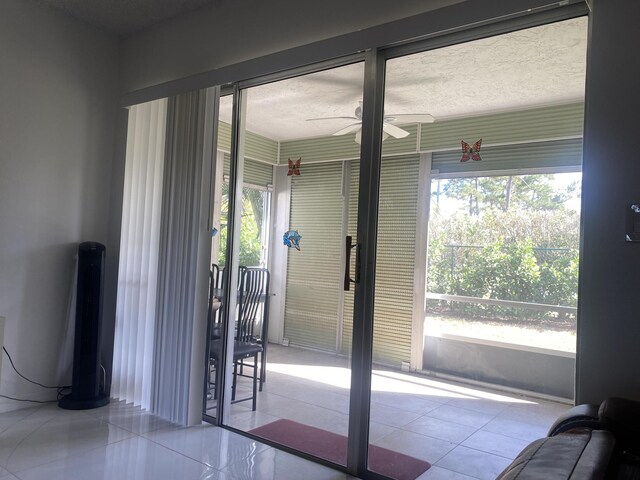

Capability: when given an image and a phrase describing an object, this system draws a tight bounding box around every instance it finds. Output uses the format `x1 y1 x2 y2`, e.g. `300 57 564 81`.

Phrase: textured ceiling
34 1 587 142
220 17 588 142
35 0 217 35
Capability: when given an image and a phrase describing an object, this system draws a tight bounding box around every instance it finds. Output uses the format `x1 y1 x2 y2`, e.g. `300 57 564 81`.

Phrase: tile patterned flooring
213 344 570 479
0 344 570 479
0 402 355 480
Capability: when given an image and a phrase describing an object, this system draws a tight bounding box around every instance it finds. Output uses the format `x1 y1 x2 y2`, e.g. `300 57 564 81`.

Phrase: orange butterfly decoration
460 139 482 162
288 158 301 176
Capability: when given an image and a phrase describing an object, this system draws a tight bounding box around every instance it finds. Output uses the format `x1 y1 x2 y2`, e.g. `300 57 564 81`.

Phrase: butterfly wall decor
460 139 482 162
287 158 301 176
283 230 302 251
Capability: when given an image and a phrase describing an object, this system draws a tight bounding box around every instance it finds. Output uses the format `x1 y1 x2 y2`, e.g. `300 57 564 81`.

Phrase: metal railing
425 292 577 315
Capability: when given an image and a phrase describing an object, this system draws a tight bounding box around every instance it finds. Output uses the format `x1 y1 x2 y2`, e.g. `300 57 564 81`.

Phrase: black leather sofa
497 398 640 479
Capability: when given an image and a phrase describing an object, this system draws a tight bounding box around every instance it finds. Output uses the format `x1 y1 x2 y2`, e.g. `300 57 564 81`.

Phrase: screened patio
210 99 583 399
199 16 588 480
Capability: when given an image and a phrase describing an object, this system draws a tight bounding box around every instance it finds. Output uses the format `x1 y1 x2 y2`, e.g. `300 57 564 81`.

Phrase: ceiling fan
307 102 435 144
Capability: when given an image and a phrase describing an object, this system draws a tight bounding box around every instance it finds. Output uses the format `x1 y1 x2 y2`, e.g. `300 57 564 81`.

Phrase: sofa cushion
497 429 615 479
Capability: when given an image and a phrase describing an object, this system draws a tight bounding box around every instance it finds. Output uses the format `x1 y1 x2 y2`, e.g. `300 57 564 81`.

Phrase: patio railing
425 292 577 315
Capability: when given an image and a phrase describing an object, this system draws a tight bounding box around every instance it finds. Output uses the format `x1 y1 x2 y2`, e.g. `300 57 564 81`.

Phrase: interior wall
575 0 640 405
0 0 120 409
120 0 463 94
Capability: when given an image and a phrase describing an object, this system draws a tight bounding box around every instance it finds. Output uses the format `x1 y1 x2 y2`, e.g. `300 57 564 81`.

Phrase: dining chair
206 266 270 411
236 267 270 393
208 263 221 325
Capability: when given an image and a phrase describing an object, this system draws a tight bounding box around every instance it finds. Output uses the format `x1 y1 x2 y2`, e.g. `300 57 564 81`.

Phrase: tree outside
218 183 265 268
427 172 581 351
438 174 579 215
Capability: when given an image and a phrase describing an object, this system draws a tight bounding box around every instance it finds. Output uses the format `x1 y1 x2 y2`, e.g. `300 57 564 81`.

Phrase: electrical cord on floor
3 346 62 388
2 346 70 403
0 394 57 403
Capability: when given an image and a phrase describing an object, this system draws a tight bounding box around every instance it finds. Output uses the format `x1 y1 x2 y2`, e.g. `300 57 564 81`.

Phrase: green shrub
427 209 580 321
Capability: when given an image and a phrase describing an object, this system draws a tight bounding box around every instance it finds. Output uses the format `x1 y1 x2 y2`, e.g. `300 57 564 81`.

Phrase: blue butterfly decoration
283 230 302 251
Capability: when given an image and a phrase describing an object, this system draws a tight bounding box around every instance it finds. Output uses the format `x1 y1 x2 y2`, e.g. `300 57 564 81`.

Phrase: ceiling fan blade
333 123 362 136
382 123 410 139
384 113 435 124
306 116 359 122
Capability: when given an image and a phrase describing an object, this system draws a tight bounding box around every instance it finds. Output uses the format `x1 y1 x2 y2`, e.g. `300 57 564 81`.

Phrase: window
218 182 271 268
426 171 581 353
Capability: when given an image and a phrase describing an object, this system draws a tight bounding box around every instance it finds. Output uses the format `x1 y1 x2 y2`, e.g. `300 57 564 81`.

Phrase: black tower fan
59 242 110 409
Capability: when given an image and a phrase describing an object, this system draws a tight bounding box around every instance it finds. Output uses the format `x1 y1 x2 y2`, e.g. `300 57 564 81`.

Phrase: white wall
0 0 120 409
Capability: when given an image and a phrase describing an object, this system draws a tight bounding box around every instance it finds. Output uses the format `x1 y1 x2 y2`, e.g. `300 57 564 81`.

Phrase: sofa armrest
497 430 615 480
548 403 601 436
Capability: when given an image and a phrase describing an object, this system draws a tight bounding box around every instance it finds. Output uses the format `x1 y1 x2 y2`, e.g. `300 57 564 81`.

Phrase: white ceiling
220 17 588 142
35 0 217 34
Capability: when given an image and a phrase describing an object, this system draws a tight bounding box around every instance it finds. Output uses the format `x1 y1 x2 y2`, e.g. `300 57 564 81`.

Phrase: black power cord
0 394 57 404
1 346 70 404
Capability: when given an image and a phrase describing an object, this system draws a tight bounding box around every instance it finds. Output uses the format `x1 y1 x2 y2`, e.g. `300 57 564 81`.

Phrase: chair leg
232 361 237 401
259 349 266 392
204 359 211 407
251 353 258 411
212 362 218 400
206 358 217 400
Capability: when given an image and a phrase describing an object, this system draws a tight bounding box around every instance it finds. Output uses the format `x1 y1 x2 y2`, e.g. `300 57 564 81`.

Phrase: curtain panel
113 98 168 409
152 89 215 424
114 88 216 425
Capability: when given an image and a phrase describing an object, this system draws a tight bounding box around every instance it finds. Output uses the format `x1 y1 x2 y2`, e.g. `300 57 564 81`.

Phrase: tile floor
213 344 571 479
0 402 356 480
0 344 570 480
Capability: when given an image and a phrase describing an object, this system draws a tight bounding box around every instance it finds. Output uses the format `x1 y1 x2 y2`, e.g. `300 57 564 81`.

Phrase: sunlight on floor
266 362 535 404
266 363 351 388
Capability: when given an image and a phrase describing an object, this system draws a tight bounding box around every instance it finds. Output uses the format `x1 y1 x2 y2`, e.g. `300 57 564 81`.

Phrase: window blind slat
432 138 583 175
223 153 273 187
343 155 420 366
284 163 344 350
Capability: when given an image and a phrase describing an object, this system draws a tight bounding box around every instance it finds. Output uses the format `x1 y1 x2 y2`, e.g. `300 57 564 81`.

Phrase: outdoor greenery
440 175 578 215
218 183 265 267
427 174 580 323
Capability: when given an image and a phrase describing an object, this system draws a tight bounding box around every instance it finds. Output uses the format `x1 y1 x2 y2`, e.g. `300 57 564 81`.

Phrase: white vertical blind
152 90 212 424
113 98 167 409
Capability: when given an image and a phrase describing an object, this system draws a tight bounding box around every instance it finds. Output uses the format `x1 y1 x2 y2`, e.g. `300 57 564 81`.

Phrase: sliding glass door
203 11 587 480
366 16 587 478
207 62 366 469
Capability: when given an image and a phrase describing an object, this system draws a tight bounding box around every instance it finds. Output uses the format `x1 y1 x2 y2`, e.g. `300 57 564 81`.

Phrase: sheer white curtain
112 98 168 409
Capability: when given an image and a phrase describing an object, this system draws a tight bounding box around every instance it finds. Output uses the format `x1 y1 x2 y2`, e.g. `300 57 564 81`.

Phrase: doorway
366 15 587 478
202 13 588 480
204 61 366 469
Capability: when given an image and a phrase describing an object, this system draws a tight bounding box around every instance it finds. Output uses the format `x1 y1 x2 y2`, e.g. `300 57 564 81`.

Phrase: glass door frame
350 7 589 478
204 55 368 430
204 4 589 479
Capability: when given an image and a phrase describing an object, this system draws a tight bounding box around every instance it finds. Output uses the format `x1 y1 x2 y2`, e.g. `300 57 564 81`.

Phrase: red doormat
249 419 430 480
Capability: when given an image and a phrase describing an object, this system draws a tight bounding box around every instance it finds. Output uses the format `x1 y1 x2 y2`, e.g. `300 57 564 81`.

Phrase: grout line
7 435 136 477
142 422 272 471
